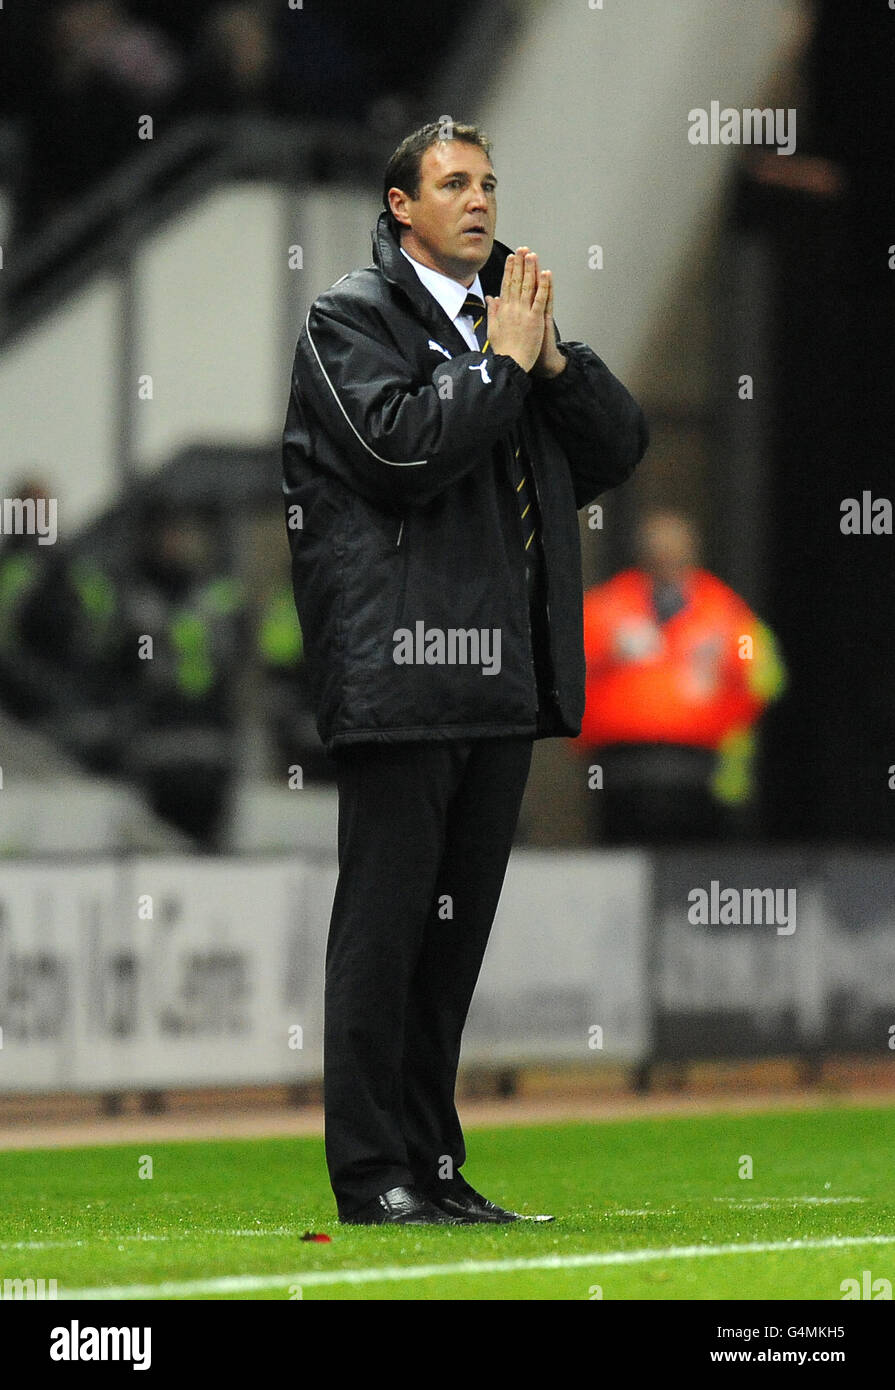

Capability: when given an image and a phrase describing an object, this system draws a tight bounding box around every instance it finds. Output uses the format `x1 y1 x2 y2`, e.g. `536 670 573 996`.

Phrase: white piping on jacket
304 306 428 468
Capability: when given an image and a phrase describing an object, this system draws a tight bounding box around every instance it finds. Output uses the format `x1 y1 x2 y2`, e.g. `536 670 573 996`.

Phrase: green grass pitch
2 1104 893 1300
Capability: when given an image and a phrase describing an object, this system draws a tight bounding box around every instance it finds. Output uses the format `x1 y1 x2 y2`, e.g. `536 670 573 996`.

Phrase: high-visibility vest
0 552 40 651
576 568 786 750
69 557 118 657
258 582 303 668
169 577 244 699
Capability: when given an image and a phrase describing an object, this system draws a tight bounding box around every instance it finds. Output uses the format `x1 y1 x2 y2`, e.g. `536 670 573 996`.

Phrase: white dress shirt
400 246 486 352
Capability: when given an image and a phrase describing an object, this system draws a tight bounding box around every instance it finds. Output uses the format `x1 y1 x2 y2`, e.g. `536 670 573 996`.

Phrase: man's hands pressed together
485 247 567 379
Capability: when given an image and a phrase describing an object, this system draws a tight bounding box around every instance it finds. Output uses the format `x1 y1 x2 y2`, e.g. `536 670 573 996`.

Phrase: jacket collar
371 210 514 351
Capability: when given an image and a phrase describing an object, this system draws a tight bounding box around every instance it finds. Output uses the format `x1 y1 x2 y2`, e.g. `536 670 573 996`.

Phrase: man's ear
388 187 412 230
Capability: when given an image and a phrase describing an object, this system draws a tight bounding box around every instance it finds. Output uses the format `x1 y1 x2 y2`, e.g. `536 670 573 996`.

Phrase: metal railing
0 115 393 346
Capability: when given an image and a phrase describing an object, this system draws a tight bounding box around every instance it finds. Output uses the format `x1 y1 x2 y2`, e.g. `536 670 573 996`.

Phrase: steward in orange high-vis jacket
574 512 785 842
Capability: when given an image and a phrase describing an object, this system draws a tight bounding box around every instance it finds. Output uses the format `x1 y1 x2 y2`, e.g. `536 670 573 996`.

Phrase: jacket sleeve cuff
492 353 534 398
530 344 575 390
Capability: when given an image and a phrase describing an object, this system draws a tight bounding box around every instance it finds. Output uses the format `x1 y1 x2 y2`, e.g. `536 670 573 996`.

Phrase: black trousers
593 744 721 845
324 549 550 1216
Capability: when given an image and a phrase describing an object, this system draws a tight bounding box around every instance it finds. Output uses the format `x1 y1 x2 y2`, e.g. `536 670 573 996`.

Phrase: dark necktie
652 581 687 624
461 293 539 558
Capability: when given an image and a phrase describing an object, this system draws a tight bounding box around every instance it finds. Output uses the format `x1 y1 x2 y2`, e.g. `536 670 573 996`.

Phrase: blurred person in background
574 511 785 844
118 504 245 851
15 0 184 236
0 477 73 721
187 1 372 122
256 576 333 783
189 2 289 117
0 477 136 773
31 529 130 772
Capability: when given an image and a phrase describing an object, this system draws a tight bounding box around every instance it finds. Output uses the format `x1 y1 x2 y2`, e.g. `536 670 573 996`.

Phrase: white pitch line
62 1233 895 1300
713 1197 865 1206
0 1228 302 1253
560 1197 867 1218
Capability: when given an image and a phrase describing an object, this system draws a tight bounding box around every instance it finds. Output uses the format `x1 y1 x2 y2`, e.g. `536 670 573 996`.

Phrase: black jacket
281 211 648 753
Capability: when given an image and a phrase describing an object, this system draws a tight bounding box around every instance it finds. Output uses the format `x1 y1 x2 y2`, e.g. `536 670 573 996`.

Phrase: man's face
390 140 497 285
637 515 698 584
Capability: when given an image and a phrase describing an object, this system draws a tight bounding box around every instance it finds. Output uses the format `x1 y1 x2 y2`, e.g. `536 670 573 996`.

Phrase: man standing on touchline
282 120 649 1225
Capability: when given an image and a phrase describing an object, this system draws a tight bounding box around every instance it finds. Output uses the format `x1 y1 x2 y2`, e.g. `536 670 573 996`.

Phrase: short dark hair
382 119 493 240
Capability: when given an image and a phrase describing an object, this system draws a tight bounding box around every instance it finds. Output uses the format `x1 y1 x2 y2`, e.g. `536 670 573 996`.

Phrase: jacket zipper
508 436 541 717
523 431 560 708
394 515 409 631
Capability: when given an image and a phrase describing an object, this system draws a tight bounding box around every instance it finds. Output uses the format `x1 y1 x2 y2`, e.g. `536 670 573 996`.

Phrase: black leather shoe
424 1175 555 1224
339 1184 477 1225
